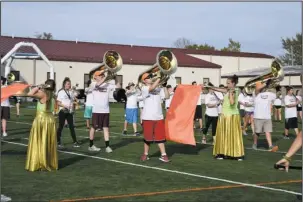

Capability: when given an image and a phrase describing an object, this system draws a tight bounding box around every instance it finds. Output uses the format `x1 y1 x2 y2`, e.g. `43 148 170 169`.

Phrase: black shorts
1 107 10 120
14 97 21 104
240 109 245 117
297 106 302 112
274 106 282 109
92 113 109 129
285 117 298 129
194 105 203 119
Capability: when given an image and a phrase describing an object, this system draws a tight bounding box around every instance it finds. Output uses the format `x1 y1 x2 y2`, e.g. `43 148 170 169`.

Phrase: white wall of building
188 54 274 82
8 59 221 89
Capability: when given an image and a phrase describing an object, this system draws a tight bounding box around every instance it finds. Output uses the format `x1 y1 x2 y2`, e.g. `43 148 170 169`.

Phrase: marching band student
122 82 140 136
14 96 21 117
140 73 170 162
56 77 80 148
88 70 117 152
242 93 255 136
1 77 10 137
284 87 300 139
202 83 219 144
210 75 244 161
273 91 282 121
84 80 93 129
217 84 225 115
296 89 302 121
192 81 203 130
138 95 144 125
165 85 174 111
252 81 278 151
238 88 246 126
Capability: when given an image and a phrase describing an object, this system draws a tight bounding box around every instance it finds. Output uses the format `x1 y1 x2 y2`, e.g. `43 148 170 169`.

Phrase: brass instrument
7 72 15 82
88 50 123 83
136 50 178 89
244 60 284 95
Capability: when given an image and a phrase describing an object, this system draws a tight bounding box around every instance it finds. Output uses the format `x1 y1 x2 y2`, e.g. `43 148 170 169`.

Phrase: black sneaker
122 130 127 136
134 132 140 136
73 142 81 148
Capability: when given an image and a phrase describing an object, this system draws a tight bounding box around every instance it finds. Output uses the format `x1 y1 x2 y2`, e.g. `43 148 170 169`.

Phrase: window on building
84 74 90 88
10 70 20 81
175 77 181 84
115 75 123 87
203 78 209 84
47 72 56 81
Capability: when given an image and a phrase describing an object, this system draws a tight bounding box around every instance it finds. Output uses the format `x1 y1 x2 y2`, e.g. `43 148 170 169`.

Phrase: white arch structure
1 42 55 79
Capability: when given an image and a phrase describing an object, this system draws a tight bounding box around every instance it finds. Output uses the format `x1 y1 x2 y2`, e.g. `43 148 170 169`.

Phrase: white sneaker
2 132 7 137
105 147 113 153
1 194 12 202
88 145 101 152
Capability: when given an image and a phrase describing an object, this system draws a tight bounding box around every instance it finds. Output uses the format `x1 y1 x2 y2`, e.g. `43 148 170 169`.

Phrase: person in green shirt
206 74 244 161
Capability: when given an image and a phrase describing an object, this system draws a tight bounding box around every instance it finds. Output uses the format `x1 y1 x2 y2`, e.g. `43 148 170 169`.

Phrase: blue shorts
84 106 93 119
125 108 138 123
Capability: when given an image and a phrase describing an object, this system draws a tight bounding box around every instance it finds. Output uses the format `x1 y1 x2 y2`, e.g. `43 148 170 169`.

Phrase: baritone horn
88 50 123 82
7 72 15 82
136 50 178 89
244 60 284 95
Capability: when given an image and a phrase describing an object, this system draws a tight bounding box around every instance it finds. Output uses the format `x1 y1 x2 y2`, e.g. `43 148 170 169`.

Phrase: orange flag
1 83 30 102
165 85 202 146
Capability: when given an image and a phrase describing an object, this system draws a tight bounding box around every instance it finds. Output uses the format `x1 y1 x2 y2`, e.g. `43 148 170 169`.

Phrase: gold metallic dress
213 88 245 158
25 100 58 171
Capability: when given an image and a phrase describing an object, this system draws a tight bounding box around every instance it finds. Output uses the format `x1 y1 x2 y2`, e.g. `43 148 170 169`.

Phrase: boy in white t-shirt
242 94 255 136
1 77 10 137
252 81 278 152
88 70 117 152
238 88 246 125
164 85 174 111
284 86 300 139
192 81 203 130
84 80 94 129
202 83 219 144
140 73 170 162
122 82 140 136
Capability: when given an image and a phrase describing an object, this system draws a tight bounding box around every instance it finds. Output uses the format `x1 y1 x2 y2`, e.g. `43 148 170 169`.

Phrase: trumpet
244 60 284 95
136 50 178 89
88 50 123 83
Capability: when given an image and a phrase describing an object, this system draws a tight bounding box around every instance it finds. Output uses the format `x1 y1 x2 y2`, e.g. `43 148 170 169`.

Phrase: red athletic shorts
142 120 166 143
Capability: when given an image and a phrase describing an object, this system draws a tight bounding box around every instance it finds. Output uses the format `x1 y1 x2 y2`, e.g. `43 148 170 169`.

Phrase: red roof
179 48 274 59
0 36 221 69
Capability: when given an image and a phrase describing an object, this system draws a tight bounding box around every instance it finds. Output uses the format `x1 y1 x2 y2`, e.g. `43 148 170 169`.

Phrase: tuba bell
7 72 15 83
244 60 284 95
89 50 123 83
136 50 178 89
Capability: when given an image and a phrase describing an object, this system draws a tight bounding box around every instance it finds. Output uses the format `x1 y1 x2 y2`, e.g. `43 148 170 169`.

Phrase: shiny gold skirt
213 114 244 158
25 111 58 172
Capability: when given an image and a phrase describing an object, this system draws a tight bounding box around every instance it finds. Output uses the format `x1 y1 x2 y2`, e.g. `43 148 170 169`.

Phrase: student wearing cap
140 73 170 162
122 82 140 136
252 80 278 152
88 70 117 152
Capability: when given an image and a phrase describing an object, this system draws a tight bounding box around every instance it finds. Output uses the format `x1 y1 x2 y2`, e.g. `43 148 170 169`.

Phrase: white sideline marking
7 121 302 156
2 140 301 196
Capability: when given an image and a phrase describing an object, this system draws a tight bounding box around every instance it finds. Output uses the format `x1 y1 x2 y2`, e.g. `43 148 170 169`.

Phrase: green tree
221 38 241 52
186 43 216 50
173 37 193 48
35 32 53 40
279 33 302 65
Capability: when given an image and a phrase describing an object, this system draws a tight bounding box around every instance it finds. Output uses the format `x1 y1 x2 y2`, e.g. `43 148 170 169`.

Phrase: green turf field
1 103 302 202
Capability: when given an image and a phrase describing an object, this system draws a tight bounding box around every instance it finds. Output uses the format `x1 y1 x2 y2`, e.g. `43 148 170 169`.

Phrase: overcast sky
1 2 301 57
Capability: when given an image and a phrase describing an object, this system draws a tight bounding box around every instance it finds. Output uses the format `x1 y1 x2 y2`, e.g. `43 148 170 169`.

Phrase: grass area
1 103 302 202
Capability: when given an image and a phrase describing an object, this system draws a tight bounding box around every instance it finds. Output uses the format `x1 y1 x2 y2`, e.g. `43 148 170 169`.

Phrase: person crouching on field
123 82 140 136
140 73 170 162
